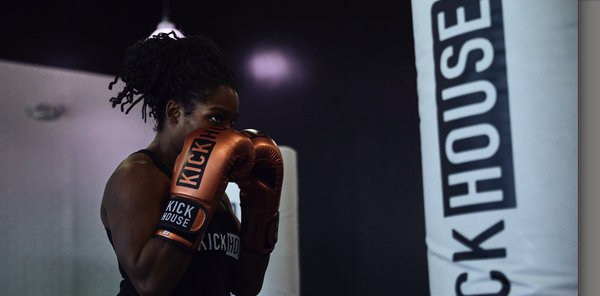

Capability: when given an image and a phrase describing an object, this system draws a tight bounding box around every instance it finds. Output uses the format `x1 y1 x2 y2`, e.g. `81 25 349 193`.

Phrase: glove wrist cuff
240 210 279 254
154 195 210 252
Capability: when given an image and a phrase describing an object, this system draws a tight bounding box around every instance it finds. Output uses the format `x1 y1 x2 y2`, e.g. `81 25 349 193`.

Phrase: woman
100 32 275 296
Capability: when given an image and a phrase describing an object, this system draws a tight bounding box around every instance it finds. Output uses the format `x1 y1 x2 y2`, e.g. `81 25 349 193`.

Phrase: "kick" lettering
176 137 216 189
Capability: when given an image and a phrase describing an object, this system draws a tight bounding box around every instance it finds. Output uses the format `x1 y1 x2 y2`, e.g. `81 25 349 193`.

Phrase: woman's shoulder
101 152 172 230
118 152 168 179
104 153 170 204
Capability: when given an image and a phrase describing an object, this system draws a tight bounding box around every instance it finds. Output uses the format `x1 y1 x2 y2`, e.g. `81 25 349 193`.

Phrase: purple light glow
249 50 294 86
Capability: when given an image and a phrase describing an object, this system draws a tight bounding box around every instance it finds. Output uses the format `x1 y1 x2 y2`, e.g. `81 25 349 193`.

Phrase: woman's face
181 85 240 134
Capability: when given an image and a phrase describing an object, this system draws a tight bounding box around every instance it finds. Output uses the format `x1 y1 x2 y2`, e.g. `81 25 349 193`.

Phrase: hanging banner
411 0 577 295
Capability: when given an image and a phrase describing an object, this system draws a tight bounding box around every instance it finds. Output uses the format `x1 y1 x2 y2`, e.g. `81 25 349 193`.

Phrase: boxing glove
237 129 284 254
155 126 255 252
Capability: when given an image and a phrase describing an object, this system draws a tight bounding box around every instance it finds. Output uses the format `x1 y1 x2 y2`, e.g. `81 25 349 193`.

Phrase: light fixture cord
162 0 171 22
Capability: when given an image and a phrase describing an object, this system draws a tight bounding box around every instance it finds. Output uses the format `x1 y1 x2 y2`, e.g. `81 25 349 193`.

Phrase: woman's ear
165 100 182 125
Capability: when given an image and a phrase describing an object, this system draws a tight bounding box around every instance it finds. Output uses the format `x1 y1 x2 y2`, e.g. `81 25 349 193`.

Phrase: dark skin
100 85 269 296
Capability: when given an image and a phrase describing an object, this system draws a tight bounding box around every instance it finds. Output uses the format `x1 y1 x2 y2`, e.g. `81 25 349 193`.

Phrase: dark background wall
0 1 429 295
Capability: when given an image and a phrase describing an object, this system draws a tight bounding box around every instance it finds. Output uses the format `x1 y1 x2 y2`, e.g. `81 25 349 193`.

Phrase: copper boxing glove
155 126 255 252
237 129 284 254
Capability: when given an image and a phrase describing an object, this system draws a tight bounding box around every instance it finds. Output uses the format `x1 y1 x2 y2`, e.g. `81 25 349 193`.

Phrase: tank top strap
131 149 172 179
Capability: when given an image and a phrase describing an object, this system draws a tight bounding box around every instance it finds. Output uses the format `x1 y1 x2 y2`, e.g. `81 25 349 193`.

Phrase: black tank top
106 149 240 296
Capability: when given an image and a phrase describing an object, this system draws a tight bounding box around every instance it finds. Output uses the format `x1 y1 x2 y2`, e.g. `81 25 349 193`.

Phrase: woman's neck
146 133 181 171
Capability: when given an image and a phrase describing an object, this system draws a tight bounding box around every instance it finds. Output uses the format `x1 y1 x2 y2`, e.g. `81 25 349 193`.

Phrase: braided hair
108 32 240 132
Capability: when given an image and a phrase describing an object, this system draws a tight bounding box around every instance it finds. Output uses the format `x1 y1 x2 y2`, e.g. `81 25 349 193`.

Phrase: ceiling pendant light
148 0 185 39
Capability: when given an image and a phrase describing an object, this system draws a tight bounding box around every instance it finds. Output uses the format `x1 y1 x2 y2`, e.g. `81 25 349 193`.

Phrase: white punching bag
411 1 577 295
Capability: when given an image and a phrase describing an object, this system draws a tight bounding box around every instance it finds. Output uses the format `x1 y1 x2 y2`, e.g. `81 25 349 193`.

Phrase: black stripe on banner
431 0 516 217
